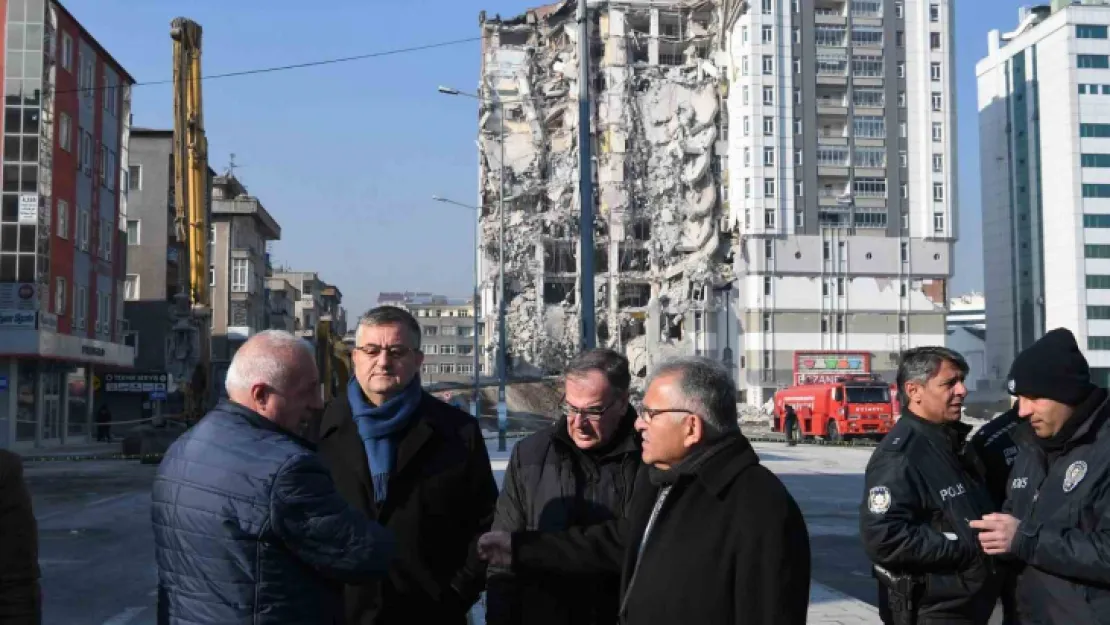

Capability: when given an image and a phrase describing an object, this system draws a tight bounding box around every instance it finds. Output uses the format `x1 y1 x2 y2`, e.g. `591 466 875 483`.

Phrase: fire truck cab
773 374 895 442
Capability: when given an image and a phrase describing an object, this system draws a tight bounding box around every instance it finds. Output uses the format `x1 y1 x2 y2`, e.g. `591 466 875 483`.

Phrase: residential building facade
946 292 988 395
376 292 481 386
272 269 324 338
0 0 136 450
209 173 280 361
978 3 1110 388
266 276 299 333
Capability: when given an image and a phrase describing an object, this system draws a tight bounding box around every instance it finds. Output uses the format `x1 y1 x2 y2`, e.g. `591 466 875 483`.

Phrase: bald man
152 330 397 625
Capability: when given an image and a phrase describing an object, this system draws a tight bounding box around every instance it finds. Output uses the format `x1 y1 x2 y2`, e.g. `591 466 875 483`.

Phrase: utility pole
577 0 596 350
497 101 508 452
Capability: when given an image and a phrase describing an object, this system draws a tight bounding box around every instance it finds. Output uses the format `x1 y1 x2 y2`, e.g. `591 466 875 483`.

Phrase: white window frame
59 113 71 152
125 274 140 301
763 147 775 167
79 208 89 251
231 258 250 293
56 199 68 238
933 182 945 202
761 25 773 44
126 219 140 245
61 33 73 72
762 85 774 105
930 62 942 82
932 154 943 173
55 277 66 315
762 55 774 75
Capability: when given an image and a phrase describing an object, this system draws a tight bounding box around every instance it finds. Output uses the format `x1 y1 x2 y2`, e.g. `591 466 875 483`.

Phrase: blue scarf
347 375 423 503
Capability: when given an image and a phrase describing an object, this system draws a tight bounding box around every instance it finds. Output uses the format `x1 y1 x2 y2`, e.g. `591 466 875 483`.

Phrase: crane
166 17 211 423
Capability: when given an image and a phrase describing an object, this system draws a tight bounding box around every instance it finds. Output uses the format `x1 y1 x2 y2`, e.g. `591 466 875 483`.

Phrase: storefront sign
18 194 38 224
105 372 169 394
36 332 135 368
37 312 57 333
793 351 872 385
0 309 37 329
0 283 37 311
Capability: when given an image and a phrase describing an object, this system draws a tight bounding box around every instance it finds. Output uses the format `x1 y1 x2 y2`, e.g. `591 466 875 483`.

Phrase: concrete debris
479 0 734 383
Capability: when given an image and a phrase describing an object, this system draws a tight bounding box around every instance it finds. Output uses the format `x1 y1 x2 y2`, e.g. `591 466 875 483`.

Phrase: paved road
25 440 883 624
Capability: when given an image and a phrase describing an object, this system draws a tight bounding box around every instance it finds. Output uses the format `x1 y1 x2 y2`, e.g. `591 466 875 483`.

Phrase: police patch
1064 461 1088 493
868 486 892 514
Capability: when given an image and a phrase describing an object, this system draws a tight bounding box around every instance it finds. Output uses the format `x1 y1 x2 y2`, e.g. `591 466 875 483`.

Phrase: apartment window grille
816 54 848 76
851 55 884 78
854 147 886 168
816 146 850 166
851 27 883 47
814 26 846 47
850 0 882 17
853 116 886 138
1079 54 1110 69
853 177 887 197
853 88 884 108
854 207 887 228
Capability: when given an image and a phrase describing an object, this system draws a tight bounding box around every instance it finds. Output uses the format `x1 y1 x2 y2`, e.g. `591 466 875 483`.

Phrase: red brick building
0 0 135 450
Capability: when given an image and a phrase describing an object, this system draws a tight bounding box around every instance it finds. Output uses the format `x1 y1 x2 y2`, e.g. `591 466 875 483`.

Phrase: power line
50 35 485 97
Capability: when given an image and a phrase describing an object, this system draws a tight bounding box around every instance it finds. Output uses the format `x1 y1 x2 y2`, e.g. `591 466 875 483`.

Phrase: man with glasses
317 306 498 625
486 348 642 625
478 357 811 624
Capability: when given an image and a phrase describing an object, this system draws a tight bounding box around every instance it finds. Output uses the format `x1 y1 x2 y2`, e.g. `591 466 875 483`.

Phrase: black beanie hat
1007 328 1095 406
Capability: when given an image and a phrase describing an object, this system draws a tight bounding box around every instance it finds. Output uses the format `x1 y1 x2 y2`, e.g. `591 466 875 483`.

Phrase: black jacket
1004 388 1110 624
511 433 811 625
860 412 1001 624
317 390 499 625
487 408 641 625
0 451 39 625
968 408 1025 509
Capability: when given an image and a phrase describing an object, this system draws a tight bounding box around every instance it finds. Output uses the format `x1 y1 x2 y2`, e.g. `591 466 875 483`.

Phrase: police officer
860 346 1000 624
972 328 1110 623
783 405 799 446
967 404 1025 625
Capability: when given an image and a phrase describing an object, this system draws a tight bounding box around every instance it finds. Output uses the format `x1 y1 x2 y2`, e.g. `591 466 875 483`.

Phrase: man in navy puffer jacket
153 330 396 624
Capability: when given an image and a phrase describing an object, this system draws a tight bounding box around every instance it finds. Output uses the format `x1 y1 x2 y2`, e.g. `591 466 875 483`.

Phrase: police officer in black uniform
860 346 1000 624
972 328 1110 624
967 404 1025 624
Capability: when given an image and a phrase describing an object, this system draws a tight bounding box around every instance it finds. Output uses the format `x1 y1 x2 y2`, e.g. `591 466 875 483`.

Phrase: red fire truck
772 351 896 441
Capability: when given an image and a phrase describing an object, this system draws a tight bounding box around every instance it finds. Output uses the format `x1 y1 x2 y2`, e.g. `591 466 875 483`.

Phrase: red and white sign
793 351 871 385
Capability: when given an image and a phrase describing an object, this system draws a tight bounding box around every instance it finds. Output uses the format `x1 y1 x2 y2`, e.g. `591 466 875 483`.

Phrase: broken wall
478 0 739 381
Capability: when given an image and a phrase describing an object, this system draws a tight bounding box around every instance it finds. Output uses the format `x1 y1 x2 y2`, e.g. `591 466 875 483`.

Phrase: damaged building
477 0 743 385
478 0 957 404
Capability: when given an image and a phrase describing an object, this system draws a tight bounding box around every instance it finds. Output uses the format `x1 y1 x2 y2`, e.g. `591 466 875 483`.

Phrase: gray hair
225 330 314 393
354 306 422 349
646 356 739 437
565 348 631 393
895 346 969 406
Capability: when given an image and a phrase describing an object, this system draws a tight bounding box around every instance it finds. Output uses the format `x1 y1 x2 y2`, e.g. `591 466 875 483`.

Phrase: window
854 146 886 168
899 151 908 167
56 200 68 238
128 165 141 191
897 62 905 78
764 239 774 260
126 220 140 245
762 0 772 14
762 25 773 43
1078 25 1109 39
743 116 751 136
896 31 905 47
124 275 140 301
1090 306 1110 319
900 242 909 263
853 115 885 138
1090 337 1110 351
794 28 801 44
743 147 751 166
209 265 215 287
932 122 943 142
901 183 909 198
764 178 776 197
933 154 943 173
930 32 941 50
76 285 87 328
853 177 886 197
900 122 907 138
821 316 829 332
762 55 774 75
794 118 802 134
763 116 774 135
742 86 749 105
1083 154 1110 168
899 92 907 107
61 33 73 72
795 210 804 228
742 56 749 76
1079 55 1110 69
932 92 943 111
929 4 939 22
1087 245 1110 259
744 178 751 198
59 113 71 152
742 26 749 43
1087 275 1110 289
1084 184 1110 198
231 259 250 292
794 149 803 166
931 62 942 82
762 86 774 105
104 150 116 191
102 219 113 261
895 2 904 18
934 212 945 233
823 241 831 260
794 88 802 104
764 276 772 295
933 182 945 202
1082 123 1110 138
763 147 775 167
55 277 66 315
78 208 89 251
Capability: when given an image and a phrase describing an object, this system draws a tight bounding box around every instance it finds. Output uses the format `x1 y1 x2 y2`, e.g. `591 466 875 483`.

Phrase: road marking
38 492 136 522
101 607 145 625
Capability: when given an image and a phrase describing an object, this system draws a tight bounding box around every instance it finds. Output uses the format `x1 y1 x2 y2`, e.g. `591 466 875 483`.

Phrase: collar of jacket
552 405 641 460
217 400 317 451
900 410 971 452
1039 387 1110 453
650 433 760 499
318 388 427 440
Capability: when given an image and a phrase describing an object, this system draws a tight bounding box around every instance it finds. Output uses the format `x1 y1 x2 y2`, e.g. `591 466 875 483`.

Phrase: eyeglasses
561 396 621 421
638 407 699 423
353 344 417 360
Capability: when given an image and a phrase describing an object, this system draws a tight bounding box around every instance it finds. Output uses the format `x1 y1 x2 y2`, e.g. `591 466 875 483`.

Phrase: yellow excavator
167 18 211 423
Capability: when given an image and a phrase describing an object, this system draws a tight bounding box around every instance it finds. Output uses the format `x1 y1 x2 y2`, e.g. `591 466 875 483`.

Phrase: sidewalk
809 582 881 624
18 443 123 462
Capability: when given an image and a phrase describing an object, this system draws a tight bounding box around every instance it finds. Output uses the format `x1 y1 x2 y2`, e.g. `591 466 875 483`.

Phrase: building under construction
477 0 743 385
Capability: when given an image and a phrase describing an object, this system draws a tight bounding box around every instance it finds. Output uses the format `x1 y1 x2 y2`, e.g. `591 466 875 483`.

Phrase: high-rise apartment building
0 1 136 450
477 0 955 402
729 0 955 403
978 2 1110 388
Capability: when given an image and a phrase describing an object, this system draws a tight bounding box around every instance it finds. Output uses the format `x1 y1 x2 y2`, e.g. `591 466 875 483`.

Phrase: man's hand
477 531 512 568
970 513 1021 555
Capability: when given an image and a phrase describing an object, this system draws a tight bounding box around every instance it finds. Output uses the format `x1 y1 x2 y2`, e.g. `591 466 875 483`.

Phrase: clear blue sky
66 0 1027 315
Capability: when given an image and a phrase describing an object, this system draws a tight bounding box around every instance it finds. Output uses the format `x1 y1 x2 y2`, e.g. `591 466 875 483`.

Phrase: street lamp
431 195 483 422
439 84 510 452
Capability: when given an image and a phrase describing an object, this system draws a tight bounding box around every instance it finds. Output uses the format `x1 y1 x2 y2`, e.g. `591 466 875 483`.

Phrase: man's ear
683 414 704 449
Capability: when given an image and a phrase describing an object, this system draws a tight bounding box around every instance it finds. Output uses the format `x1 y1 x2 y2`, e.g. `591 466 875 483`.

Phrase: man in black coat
0 450 39 625
972 328 1110 623
317 306 498 625
478 357 811 625
486 348 642 625
860 346 1000 624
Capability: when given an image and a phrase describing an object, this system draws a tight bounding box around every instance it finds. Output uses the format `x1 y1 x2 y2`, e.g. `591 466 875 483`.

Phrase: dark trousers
784 416 799 446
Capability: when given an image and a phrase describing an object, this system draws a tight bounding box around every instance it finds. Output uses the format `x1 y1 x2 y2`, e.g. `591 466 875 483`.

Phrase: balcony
815 0 847 23
816 89 848 115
